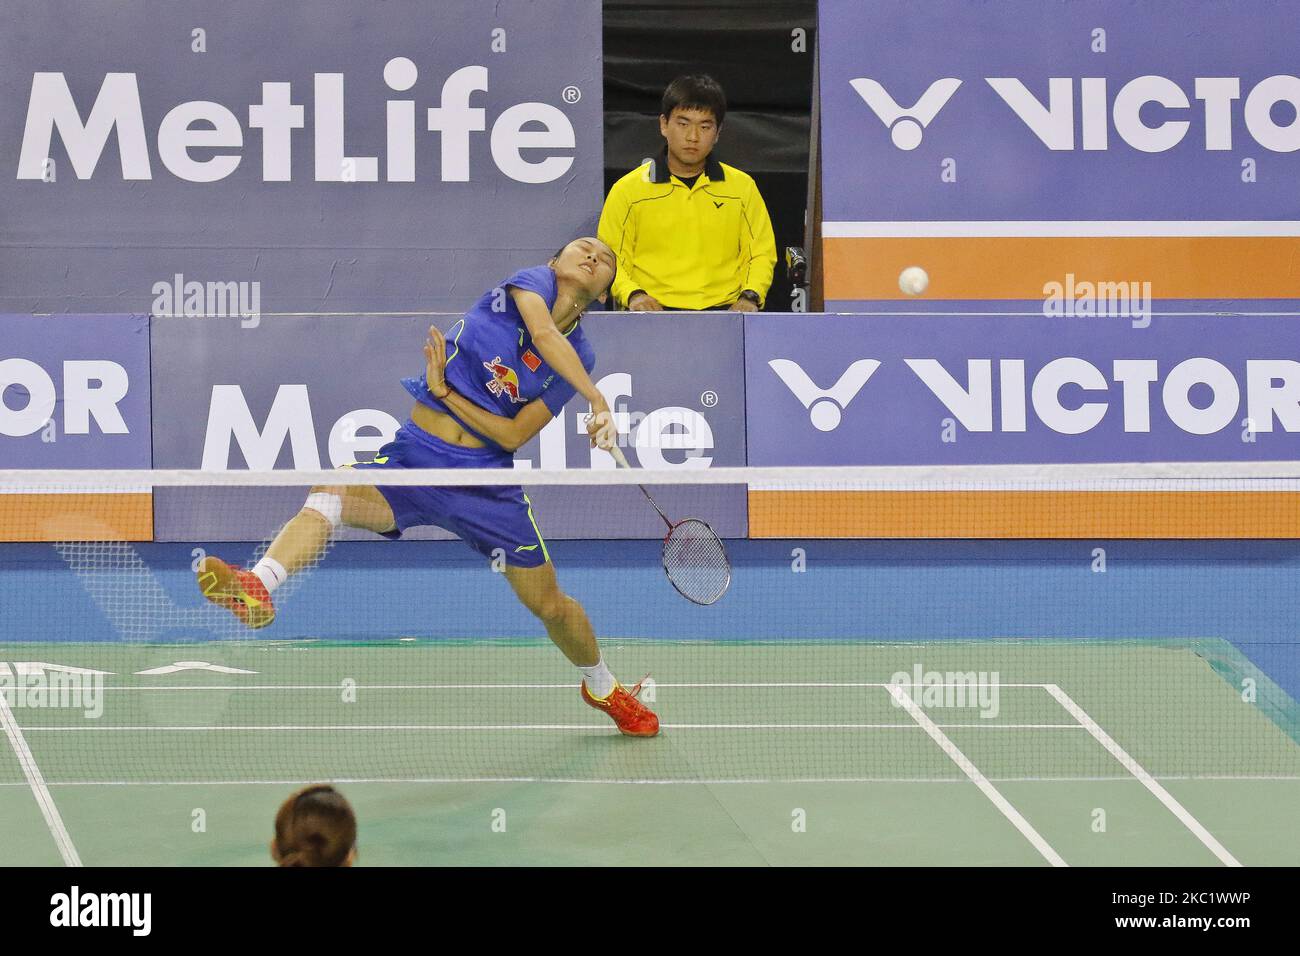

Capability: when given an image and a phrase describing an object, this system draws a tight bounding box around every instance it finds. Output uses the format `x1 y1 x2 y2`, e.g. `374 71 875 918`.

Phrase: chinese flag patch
522 349 542 372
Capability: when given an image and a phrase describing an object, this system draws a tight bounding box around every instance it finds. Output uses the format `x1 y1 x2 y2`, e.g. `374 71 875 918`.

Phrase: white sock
252 556 287 594
579 656 616 699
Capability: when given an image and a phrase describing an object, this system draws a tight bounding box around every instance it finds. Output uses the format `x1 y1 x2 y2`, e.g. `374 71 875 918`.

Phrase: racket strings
662 519 731 605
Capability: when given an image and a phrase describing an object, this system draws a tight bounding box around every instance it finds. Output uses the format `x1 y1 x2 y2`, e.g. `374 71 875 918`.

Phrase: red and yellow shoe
581 677 659 737
196 556 276 629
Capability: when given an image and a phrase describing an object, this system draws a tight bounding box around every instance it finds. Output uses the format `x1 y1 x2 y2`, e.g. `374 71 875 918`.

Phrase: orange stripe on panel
0 493 154 542
823 237 1300 300
749 490 1300 539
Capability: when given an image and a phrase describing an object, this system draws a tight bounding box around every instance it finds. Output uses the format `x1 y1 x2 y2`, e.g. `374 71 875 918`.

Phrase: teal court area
3 639 1297 866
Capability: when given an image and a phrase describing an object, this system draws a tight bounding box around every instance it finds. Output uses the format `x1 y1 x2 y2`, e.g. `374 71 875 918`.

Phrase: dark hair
550 239 618 295
660 74 727 125
273 785 357 867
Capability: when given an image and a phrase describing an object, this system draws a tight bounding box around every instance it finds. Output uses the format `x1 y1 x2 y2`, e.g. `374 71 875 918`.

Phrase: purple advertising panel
0 314 152 540
0 314 152 467
151 313 746 541
745 310 1300 466
1 0 602 314
821 0 1300 223
818 0 1300 306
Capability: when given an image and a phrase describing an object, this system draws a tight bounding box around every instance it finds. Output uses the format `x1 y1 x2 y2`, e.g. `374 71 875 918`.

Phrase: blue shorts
352 423 549 568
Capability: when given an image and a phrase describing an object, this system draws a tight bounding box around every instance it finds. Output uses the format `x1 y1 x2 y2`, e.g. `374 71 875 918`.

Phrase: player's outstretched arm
424 325 553 452
510 288 616 448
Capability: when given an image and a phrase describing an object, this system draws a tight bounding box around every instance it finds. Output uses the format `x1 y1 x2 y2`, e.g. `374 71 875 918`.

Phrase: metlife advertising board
0 0 603 314
0 314 153 540
150 314 746 542
818 0 1300 307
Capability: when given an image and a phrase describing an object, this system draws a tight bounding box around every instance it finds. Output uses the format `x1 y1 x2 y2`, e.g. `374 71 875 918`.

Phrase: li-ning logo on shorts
768 359 880 432
849 78 962 150
483 356 524 403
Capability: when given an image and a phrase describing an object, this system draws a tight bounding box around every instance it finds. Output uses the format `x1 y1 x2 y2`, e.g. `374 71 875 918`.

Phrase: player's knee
532 590 572 626
303 488 343 529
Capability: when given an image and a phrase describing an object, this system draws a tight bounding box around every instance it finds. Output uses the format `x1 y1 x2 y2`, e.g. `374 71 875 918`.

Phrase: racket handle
608 444 631 469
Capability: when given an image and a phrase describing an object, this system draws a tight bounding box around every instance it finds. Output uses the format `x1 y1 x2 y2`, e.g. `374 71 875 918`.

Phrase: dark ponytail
273 785 357 867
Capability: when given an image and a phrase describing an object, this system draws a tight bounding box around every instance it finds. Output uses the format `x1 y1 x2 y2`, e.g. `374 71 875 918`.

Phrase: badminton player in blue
197 237 659 736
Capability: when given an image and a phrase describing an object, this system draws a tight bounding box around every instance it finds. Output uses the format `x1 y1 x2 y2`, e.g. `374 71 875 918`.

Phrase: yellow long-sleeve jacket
597 152 777 310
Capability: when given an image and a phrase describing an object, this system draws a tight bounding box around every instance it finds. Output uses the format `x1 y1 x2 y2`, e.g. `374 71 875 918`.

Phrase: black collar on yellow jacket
650 146 725 185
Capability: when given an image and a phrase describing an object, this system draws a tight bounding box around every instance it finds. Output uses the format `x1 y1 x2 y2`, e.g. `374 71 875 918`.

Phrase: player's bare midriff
410 402 486 449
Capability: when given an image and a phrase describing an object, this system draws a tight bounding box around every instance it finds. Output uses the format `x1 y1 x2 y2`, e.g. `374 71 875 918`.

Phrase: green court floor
2 641 1298 866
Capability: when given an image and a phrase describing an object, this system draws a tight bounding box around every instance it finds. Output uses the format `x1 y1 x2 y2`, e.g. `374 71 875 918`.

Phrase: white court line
21 722 1084 732
887 683 1067 867
0 694 82 867
1 773 1297 789
1043 684 1241 868
102 681 1053 691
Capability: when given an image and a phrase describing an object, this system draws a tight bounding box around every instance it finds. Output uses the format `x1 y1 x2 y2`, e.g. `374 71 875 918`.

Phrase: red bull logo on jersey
483 356 524 403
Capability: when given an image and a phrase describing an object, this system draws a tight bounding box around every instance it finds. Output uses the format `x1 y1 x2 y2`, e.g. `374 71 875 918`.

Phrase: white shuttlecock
898 266 930 295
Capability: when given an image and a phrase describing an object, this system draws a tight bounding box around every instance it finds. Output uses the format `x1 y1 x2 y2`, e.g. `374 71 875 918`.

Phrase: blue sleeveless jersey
401 265 596 450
